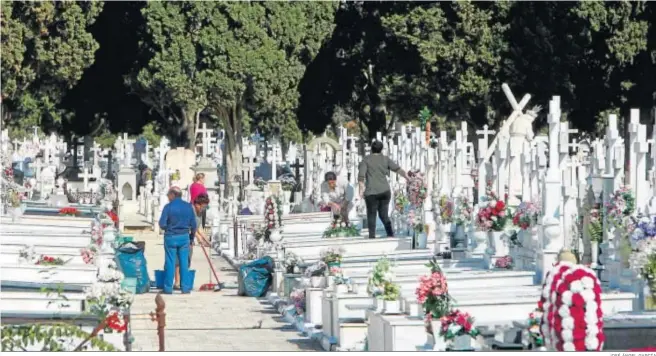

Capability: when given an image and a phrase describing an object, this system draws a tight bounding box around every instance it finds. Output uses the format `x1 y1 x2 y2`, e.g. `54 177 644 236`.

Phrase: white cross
12 138 20 151
476 124 495 160
78 167 91 191
197 123 214 157
33 158 46 181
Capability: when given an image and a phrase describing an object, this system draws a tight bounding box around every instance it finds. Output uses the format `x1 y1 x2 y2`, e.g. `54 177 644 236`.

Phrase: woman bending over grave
319 171 354 223
358 140 409 239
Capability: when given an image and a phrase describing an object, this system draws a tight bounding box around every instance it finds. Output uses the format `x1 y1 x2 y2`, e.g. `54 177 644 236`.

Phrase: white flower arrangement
283 252 303 271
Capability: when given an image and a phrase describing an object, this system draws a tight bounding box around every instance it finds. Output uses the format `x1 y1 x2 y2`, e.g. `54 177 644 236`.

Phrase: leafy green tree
134 1 336 188
0 1 103 138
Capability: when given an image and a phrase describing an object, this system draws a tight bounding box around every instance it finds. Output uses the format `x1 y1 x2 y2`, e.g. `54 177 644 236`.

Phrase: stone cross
78 167 91 191
197 123 213 157
12 138 20 151
122 133 135 167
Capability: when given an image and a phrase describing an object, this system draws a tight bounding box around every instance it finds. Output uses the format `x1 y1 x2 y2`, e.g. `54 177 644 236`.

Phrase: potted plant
605 186 635 230
526 308 546 350
368 257 393 312
290 289 306 316
320 247 345 268
417 257 453 351
439 309 480 350
381 281 401 314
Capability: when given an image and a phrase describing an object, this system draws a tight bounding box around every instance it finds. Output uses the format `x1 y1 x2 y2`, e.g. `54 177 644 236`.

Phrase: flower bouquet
368 257 394 298
283 252 303 274
416 271 451 320
81 247 97 265
290 289 306 315
330 266 350 293
323 215 360 238
629 216 656 248
381 281 402 314
59 207 80 217
104 310 127 333
604 186 635 229
35 255 66 266
628 232 656 298
540 262 605 351
438 195 454 224
407 171 428 207
494 255 513 269
438 310 480 345
395 190 410 213
320 247 345 267
476 182 510 231
280 174 297 191
264 196 283 231
512 201 540 230
526 308 545 349
452 197 472 226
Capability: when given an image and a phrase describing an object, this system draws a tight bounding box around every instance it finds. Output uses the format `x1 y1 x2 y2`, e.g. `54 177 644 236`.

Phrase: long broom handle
198 236 221 284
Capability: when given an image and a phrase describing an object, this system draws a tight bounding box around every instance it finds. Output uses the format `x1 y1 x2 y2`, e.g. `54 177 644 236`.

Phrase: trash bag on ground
116 241 151 294
238 256 274 297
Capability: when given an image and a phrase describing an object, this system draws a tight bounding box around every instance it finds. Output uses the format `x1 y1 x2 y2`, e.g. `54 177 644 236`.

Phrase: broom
196 234 222 292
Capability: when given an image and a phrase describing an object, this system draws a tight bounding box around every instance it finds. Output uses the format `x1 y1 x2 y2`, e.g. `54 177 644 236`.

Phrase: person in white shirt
319 171 354 222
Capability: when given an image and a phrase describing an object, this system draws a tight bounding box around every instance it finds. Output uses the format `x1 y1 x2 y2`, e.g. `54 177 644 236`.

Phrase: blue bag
116 241 151 294
239 256 274 297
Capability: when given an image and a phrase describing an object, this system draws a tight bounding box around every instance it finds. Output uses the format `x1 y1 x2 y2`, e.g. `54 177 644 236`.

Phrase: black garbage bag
116 241 151 294
238 256 274 297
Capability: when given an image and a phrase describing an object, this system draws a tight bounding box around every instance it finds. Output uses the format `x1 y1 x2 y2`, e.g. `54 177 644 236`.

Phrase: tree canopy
2 1 655 145
1 1 103 138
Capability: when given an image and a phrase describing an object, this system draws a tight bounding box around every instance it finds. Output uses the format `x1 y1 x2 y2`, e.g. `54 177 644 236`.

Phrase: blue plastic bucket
154 269 196 290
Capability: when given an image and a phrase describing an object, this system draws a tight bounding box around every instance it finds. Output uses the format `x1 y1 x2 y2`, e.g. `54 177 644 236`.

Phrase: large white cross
12 138 20 151
78 167 91 191
197 123 214 157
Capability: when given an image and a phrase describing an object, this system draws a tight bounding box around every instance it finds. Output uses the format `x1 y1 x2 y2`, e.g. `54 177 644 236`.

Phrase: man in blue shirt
159 186 197 294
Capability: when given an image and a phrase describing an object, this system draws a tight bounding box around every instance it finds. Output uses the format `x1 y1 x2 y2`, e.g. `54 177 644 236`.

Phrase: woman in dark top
357 140 409 239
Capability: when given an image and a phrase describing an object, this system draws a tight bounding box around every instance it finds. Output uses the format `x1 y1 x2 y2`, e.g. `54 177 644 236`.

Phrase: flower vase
334 284 348 294
428 323 448 351
269 229 282 243
310 276 325 288
382 299 401 314
327 276 335 288
471 230 488 254
590 241 599 268
488 231 508 257
450 335 473 351
9 207 23 222
327 261 341 269
452 224 466 248
374 298 384 313
416 232 428 249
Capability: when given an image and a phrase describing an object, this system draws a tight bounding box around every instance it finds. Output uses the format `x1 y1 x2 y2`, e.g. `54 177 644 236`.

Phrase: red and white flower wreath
539 261 604 351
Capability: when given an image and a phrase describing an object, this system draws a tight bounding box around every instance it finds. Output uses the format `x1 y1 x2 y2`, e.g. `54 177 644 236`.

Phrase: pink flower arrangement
604 186 635 229
416 271 451 319
407 171 428 207
439 309 480 340
540 262 605 351
476 181 510 231
494 255 513 269
512 201 540 230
